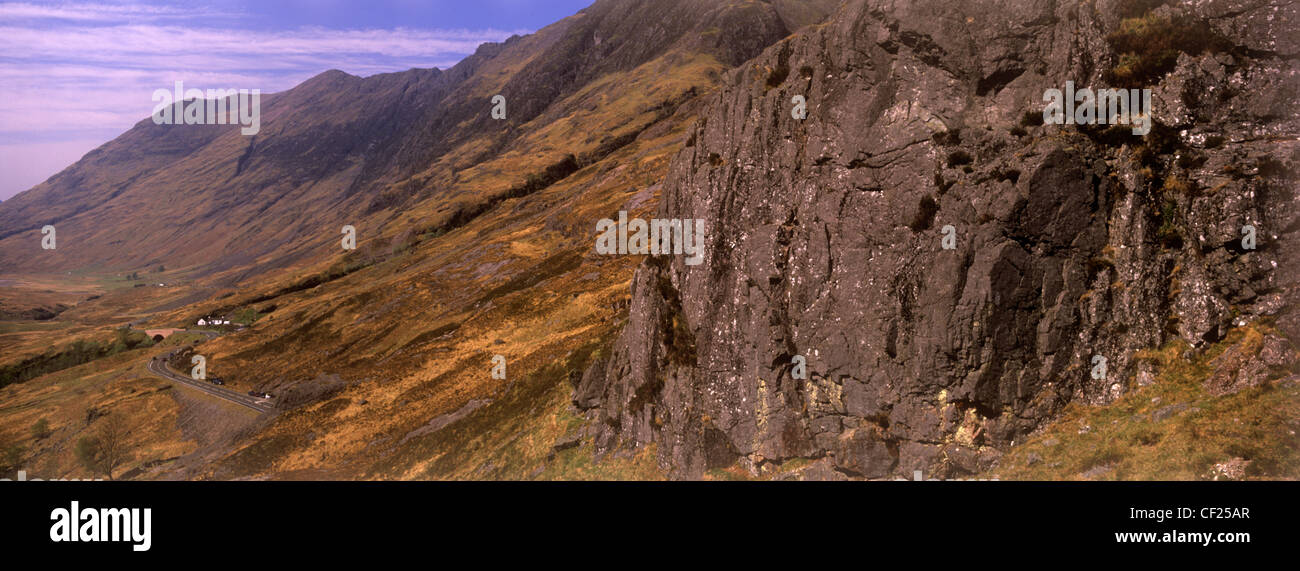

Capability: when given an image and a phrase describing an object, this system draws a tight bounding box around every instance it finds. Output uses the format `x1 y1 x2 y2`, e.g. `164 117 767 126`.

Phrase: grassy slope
992 323 1300 480
184 50 729 481
2 0 815 480
0 335 201 479
16 2 1288 483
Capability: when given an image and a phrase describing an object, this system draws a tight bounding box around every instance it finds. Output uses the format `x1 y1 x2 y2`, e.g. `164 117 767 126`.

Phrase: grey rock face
578 0 1299 478
1205 333 1296 396
1151 402 1191 423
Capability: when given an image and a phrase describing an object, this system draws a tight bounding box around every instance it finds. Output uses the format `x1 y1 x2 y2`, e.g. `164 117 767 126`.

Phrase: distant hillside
0 0 833 282
0 0 839 481
7 0 1289 483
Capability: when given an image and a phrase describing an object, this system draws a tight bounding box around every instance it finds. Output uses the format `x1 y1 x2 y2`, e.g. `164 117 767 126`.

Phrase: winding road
144 330 274 413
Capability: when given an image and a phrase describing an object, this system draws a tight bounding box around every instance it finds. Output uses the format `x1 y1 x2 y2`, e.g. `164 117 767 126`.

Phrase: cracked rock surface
577 0 1299 479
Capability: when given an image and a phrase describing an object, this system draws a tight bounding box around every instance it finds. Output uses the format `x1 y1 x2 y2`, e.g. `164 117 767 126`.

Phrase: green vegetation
232 307 261 326
0 438 24 476
1156 199 1182 248
0 320 71 334
230 253 374 314
75 415 132 480
165 345 198 373
994 323 1300 480
431 153 584 241
0 328 154 388
31 418 50 440
1106 10 1230 87
540 441 664 481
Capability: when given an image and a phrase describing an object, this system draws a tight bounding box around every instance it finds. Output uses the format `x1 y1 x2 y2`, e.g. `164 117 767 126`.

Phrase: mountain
0 0 1295 482
577 0 1300 478
0 0 834 279
0 0 843 480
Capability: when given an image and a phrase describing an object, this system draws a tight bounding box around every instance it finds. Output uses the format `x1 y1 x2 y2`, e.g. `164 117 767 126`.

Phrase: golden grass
993 323 1300 480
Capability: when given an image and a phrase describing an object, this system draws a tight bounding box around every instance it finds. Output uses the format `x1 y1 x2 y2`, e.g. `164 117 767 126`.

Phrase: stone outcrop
578 0 1300 478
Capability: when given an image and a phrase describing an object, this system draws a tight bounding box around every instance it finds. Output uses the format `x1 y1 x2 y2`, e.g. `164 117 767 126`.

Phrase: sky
0 0 595 201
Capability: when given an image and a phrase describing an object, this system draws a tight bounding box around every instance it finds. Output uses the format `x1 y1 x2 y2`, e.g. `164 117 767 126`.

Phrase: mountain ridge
1 0 1295 482
0 0 844 481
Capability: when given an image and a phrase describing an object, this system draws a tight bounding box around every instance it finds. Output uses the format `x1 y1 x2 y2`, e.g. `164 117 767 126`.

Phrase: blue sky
0 0 594 200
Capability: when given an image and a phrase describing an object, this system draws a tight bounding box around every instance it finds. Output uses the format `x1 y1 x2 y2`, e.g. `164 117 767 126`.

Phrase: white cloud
0 2 223 22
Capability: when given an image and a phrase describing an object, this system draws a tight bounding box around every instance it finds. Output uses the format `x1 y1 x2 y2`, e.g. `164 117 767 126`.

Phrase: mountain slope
5 0 1292 482
0 0 840 480
0 0 830 280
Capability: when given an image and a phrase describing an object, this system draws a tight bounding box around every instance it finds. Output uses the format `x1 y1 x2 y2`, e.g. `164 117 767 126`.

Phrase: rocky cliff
578 0 1300 478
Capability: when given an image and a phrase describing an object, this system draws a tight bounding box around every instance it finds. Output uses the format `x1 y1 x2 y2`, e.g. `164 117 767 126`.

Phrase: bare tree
75 414 132 480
